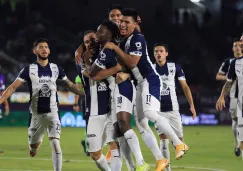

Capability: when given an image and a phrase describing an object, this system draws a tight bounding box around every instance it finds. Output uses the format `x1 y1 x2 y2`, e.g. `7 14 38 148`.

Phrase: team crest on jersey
39 84 51 97
160 74 169 96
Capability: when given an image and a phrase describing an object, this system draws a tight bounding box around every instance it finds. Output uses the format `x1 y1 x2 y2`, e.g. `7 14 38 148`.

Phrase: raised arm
61 78 84 96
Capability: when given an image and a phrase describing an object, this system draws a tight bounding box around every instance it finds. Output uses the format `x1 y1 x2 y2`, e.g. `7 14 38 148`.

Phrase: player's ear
32 47 36 55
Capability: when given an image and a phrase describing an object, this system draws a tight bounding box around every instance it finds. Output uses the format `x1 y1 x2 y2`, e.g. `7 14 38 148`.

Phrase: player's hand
75 44 84 64
216 96 225 111
116 72 130 84
104 42 116 50
73 105 80 112
190 106 196 120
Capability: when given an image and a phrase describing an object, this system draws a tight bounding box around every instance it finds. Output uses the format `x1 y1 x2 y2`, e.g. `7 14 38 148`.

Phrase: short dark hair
121 8 138 22
101 20 120 41
233 38 241 43
33 38 49 48
108 4 123 14
153 43 169 52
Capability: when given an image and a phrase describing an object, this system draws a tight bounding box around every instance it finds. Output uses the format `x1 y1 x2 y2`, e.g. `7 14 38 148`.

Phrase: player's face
154 46 168 63
96 25 111 43
33 42 50 59
83 32 96 49
232 41 243 56
120 16 136 37
109 9 122 26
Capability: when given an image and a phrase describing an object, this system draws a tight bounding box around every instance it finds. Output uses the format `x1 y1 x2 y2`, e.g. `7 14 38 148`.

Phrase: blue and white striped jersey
0 74 5 115
17 62 67 114
119 30 160 84
218 57 237 98
155 62 186 112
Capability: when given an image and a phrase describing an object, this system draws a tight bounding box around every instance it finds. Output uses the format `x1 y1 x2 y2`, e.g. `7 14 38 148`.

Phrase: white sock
160 139 171 171
124 129 144 166
95 154 111 171
136 117 163 160
232 120 240 148
118 137 135 171
144 110 182 145
110 149 122 171
50 139 62 171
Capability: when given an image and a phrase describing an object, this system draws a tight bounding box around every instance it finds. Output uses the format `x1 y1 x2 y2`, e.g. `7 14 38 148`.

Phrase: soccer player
153 43 196 171
108 4 123 26
0 73 10 153
216 44 243 159
216 38 243 156
0 38 83 171
104 8 188 163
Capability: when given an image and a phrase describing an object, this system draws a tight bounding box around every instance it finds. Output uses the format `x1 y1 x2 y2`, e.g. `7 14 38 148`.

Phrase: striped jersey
155 62 186 112
17 62 67 114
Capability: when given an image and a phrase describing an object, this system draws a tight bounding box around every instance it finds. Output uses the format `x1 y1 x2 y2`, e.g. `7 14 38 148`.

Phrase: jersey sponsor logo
132 51 142 56
99 51 106 61
39 79 51 83
87 134 96 138
98 82 107 91
135 42 142 50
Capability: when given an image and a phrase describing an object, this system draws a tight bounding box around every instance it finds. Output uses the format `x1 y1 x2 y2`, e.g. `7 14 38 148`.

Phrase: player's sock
110 149 122 171
232 120 240 147
160 139 171 171
124 129 144 166
144 110 182 146
94 154 111 171
50 139 62 171
118 136 136 171
136 117 163 160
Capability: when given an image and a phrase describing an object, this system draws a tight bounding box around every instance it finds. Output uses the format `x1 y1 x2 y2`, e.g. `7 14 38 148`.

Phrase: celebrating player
216 38 243 156
153 43 196 171
0 38 83 171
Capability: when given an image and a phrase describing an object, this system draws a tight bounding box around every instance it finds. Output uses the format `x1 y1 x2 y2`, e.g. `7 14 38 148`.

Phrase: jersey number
56 123 60 131
146 95 151 105
117 97 122 104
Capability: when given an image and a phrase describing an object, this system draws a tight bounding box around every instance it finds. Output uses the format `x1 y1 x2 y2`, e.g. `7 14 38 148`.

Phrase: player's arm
179 80 196 119
0 79 23 105
216 60 236 111
73 83 82 112
62 78 84 96
104 42 141 69
75 44 85 64
216 59 229 81
4 98 9 115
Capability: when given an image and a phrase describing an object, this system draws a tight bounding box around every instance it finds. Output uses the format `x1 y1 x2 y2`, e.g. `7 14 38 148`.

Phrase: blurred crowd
0 1 243 93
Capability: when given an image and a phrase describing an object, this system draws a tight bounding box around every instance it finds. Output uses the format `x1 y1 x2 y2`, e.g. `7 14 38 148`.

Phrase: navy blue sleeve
17 66 30 82
227 59 236 82
218 58 230 74
175 64 186 80
0 74 5 90
94 48 116 69
58 66 67 80
128 34 145 57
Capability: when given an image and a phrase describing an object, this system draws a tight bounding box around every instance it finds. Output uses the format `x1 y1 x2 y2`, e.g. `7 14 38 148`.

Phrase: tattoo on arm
221 81 233 97
63 79 83 95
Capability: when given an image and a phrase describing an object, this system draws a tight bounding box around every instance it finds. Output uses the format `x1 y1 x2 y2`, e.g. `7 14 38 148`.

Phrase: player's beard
37 54 48 61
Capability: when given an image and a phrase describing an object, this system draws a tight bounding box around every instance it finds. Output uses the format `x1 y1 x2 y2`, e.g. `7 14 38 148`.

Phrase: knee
118 120 130 134
90 151 102 161
49 138 61 153
160 133 168 140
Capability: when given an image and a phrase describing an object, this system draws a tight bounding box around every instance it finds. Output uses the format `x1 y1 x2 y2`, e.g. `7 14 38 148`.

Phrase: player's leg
105 114 122 171
28 113 45 157
237 117 243 159
142 80 187 160
45 112 62 171
116 81 149 170
230 98 241 156
87 115 111 171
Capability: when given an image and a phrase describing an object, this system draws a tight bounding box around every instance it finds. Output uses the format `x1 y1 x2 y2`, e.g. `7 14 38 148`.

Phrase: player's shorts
28 112 61 144
229 98 237 119
112 80 136 123
238 117 243 141
134 77 161 120
87 113 115 152
155 110 183 138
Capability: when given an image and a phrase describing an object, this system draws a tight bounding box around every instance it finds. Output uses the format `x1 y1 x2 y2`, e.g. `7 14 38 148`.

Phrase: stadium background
0 0 243 170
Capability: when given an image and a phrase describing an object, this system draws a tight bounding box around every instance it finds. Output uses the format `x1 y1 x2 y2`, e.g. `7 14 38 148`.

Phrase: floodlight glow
190 0 200 2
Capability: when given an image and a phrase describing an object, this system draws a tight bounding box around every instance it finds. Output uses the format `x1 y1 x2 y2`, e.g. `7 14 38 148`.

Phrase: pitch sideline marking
0 157 228 171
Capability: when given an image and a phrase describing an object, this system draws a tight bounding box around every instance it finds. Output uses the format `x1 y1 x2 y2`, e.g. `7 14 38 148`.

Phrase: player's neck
157 60 166 66
37 58 49 67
